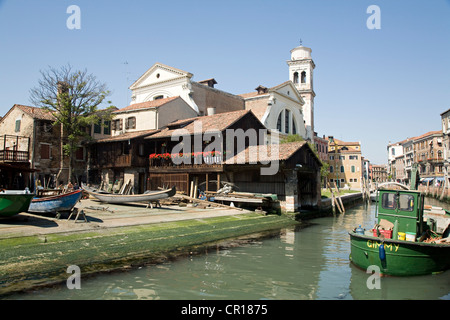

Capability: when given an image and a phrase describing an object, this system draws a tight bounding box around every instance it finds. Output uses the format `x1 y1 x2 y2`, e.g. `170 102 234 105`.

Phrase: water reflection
6 202 450 300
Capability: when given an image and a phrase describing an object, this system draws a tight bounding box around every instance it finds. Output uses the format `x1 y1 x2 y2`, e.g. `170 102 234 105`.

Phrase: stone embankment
0 198 300 296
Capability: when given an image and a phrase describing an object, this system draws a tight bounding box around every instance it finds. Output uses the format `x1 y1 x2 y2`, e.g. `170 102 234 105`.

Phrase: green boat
0 190 35 217
349 186 450 276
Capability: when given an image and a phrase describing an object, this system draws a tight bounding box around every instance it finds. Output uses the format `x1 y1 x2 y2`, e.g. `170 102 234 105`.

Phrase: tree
30 64 115 184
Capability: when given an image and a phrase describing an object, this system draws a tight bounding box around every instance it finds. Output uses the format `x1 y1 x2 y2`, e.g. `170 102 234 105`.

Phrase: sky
0 0 449 165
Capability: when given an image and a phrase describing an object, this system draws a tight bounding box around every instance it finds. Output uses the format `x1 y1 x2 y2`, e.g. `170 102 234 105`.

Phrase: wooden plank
176 194 244 211
333 182 345 213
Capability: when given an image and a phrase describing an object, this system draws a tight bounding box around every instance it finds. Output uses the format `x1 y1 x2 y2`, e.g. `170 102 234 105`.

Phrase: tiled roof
94 129 159 143
412 130 441 141
330 138 360 146
114 96 180 113
147 109 252 139
238 90 270 99
225 141 309 164
238 81 293 99
14 104 56 121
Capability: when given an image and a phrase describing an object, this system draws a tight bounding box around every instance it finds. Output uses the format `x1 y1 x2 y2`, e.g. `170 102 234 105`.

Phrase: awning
423 177 434 182
435 177 445 182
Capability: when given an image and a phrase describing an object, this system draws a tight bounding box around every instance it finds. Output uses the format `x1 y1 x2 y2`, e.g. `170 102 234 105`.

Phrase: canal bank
297 192 364 219
0 198 300 296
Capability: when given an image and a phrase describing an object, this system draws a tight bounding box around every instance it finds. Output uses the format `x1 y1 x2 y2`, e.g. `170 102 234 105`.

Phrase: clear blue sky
1 0 449 165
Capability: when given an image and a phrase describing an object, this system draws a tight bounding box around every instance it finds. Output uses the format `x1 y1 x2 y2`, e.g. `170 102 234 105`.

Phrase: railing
149 154 223 168
93 153 148 168
0 150 29 162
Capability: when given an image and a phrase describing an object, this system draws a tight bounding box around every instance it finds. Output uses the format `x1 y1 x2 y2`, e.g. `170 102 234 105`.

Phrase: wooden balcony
91 153 148 168
0 150 29 162
149 155 224 173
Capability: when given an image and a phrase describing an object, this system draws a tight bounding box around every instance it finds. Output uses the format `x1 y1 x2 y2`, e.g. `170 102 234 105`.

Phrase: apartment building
413 131 444 183
327 136 362 189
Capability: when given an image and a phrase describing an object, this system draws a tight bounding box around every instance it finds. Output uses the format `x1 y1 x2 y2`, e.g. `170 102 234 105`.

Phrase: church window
154 95 164 100
293 72 299 84
277 111 283 132
301 71 306 83
285 109 290 134
292 116 297 135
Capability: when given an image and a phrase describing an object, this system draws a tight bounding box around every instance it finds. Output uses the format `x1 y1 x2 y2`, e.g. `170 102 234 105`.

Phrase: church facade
126 44 316 143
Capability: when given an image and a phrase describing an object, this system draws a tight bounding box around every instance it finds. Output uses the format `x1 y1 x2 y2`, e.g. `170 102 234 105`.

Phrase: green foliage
30 64 115 178
280 134 304 144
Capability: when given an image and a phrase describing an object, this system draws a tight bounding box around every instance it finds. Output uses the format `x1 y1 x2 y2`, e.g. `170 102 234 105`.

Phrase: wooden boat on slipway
0 189 35 217
349 186 450 276
82 184 176 204
27 189 82 215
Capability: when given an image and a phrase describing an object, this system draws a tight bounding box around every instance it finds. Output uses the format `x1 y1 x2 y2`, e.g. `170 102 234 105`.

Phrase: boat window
398 194 414 211
381 193 397 210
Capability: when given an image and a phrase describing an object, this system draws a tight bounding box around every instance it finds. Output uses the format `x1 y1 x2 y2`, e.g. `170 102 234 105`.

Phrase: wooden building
144 109 322 212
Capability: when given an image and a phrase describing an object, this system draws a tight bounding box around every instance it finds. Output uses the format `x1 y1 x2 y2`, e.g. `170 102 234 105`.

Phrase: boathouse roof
146 109 258 139
225 141 322 167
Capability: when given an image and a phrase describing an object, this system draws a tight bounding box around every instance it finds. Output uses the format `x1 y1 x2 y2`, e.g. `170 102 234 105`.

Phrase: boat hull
84 187 176 204
0 193 35 217
349 231 450 276
28 189 82 214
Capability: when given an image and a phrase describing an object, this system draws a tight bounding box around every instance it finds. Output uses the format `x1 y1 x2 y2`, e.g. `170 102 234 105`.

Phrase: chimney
199 78 217 88
207 107 216 116
255 85 268 95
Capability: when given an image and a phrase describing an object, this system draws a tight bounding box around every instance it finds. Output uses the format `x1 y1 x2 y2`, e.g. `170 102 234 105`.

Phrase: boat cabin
377 189 424 236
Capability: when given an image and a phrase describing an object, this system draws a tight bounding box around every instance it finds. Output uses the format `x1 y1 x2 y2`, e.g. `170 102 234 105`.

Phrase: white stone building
287 45 316 141
128 63 244 116
239 82 307 143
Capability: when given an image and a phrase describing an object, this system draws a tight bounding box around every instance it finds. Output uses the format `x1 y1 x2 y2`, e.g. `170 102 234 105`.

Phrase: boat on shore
349 187 450 276
83 186 176 204
0 189 35 217
28 189 82 215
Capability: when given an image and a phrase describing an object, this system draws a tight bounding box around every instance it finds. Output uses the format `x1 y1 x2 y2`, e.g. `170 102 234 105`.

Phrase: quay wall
0 212 299 296
418 185 450 204
297 192 364 219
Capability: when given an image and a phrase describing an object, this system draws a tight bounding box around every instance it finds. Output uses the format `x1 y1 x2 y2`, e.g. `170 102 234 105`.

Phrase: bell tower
287 43 316 141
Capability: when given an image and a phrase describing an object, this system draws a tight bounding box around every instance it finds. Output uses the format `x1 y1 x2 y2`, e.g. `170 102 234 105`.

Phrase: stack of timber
91 179 133 195
424 205 450 234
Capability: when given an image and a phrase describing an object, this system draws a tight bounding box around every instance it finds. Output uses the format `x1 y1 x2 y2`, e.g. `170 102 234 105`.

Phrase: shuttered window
40 144 50 160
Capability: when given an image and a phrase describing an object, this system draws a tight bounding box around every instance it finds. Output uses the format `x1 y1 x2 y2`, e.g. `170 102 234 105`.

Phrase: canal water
7 201 450 300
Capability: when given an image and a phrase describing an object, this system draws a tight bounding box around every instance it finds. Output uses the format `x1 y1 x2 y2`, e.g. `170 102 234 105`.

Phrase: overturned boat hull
84 186 176 204
0 190 35 217
28 189 82 214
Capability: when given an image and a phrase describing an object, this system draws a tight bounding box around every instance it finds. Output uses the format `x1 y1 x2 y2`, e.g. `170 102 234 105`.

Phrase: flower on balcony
149 151 223 162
